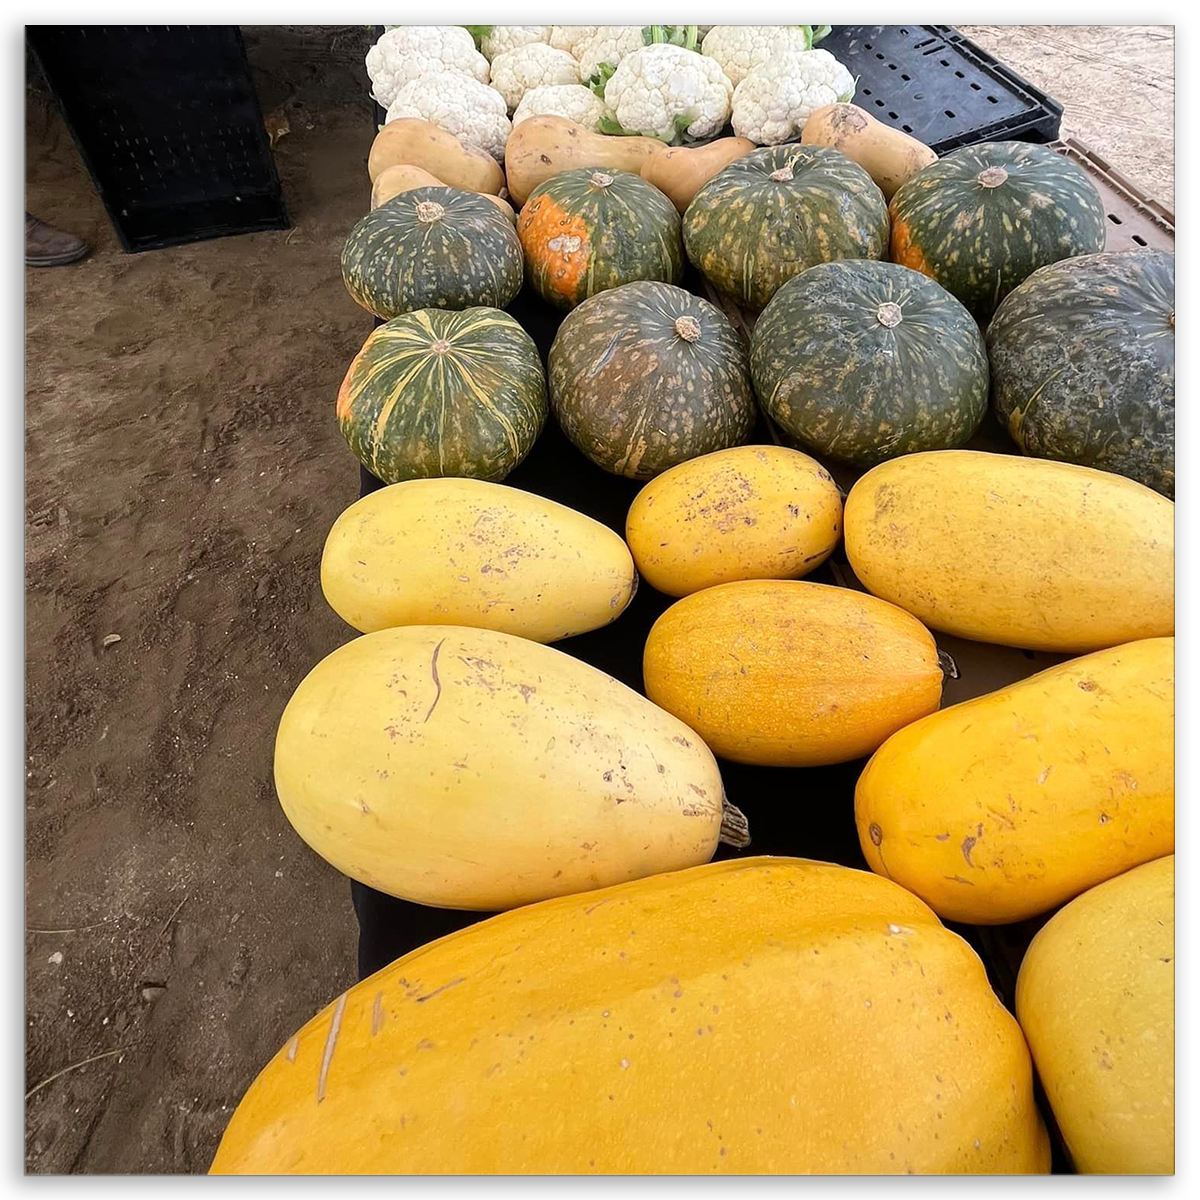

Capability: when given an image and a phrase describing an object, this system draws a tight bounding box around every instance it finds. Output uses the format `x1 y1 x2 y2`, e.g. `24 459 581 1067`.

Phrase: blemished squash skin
801 103 937 200
625 445 843 597
843 451 1175 653
371 165 517 222
367 118 505 194
273 625 726 911
639 136 756 213
855 637 1174 925
505 116 665 206
210 858 1050 1175
320 478 636 641
643 580 943 768
1016 856 1174 1175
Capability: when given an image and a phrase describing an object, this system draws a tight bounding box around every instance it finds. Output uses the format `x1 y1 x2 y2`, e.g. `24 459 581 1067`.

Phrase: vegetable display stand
1051 137 1175 251
820 25 1063 152
27 25 289 252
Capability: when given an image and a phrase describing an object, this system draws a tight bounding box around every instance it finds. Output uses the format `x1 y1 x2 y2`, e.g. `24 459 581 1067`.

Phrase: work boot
25 213 90 267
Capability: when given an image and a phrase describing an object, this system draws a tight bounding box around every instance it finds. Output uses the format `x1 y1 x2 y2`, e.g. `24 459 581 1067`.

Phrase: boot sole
26 245 91 267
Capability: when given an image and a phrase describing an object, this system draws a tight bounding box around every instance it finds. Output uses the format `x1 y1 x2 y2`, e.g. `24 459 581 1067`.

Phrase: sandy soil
959 25 1174 208
25 93 373 1171
25 24 1174 1175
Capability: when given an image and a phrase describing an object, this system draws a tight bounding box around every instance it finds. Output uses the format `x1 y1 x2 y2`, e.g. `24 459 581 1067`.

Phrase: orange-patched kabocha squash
856 637 1174 925
643 580 944 768
517 167 683 310
210 858 1050 1175
889 141 1106 323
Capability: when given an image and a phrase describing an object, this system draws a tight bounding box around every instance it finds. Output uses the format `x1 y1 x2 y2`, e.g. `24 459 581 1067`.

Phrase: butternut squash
801 104 937 200
856 637 1174 925
640 136 756 212
274 625 732 911
643 580 943 767
505 115 665 206
367 118 505 195
210 857 1049 1175
371 164 516 221
1016 856 1174 1175
321 478 635 642
625 445 842 597
844 451 1175 653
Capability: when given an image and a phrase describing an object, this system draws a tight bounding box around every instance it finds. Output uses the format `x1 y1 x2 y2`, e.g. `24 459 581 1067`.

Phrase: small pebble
47 952 63 966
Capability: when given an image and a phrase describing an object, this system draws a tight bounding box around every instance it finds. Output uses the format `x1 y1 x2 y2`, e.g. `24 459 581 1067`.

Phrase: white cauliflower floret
366 26 489 108
480 26 551 62
701 25 820 87
732 50 856 145
573 26 646 81
385 72 512 161
603 43 733 143
512 84 609 131
490 43 581 112
549 26 601 56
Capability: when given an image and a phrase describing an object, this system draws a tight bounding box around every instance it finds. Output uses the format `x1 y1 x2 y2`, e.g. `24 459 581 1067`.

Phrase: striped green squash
890 142 1107 323
751 260 989 467
341 187 523 320
682 144 890 312
988 249 1175 497
517 168 683 310
548 280 755 479
337 307 547 484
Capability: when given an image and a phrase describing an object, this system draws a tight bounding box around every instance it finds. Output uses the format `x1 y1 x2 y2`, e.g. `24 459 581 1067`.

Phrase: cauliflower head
603 43 733 143
549 26 602 56
701 25 821 87
385 72 512 161
366 26 489 108
573 26 646 81
512 84 609 131
731 50 856 145
480 26 551 62
490 43 581 112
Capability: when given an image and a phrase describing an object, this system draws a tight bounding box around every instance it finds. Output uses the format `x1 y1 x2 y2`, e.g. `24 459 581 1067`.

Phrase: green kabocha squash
987 250 1175 498
517 167 683 310
890 142 1106 323
341 187 523 320
750 260 989 466
548 281 755 479
682 144 889 312
337 307 547 484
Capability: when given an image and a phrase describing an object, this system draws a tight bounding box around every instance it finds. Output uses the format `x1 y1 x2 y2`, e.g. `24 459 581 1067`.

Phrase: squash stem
719 799 751 849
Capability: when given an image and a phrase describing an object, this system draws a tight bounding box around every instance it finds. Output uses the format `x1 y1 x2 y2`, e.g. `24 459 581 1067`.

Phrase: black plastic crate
27 25 289 252
822 24 1063 153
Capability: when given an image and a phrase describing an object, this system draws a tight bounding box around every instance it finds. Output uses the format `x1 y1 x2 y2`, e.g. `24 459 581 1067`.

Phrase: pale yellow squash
1016 856 1174 1175
625 445 843 597
856 637 1174 924
505 115 665 205
843 451 1175 653
371 165 517 221
274 625 727 910
210 857 1049 1175
321 478 636 642
643 580 943 767
801 104 937 199
639 136 756 212
367 118 505 194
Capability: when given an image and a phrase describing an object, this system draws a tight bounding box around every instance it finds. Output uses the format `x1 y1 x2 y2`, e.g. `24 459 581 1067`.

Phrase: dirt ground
24 25 1174 1175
